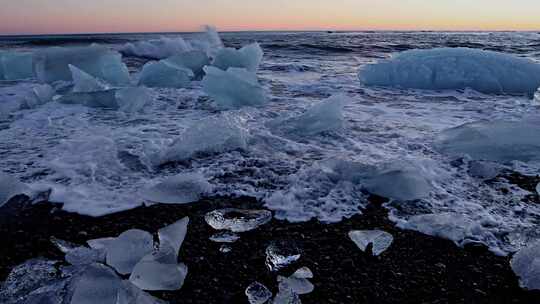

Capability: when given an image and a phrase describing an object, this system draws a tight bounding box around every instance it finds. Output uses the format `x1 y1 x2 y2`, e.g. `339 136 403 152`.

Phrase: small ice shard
33 45 130 85
511 241 540 290
202 66 267 109
265 241 301 272
219 245 232 253
0 51 34 80
209 231 240 243
0 259 61 302
158 114 248 164
65 247 106 266
245 282 272 304
58 87 151 112
70 263 124 304
50 237 79 253
87 237 116 250
158 216 189 256
212 43 263 72
291 267 313 279
129 245 188 291
141 173 213 204
277 276 314 296
435 117 540 163
0 173 30 207
359 47 540 97
138 61 193 88
106 229 154 275
272 286 301 304
270 94 346 136
205 208 272 232
164 50 210 78
121 36 192 59
69 64 109 92
348 230 393 256
364 160 434 201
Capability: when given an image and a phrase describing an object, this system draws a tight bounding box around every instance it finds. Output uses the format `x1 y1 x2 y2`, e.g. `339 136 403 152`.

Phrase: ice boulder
105 229 154 275
359 48 540 97
33 45 130 85
212 43 263 72
138 60 193 88
141 173 213 204
270 94 347 136
202 66 266 109
163 50 210 78
58 87 151 112
69 64 109 92
511 241 540 290
121 37 192 59
435 117 540 163
0 51 34 80
159 114 249 164
0 173 30 207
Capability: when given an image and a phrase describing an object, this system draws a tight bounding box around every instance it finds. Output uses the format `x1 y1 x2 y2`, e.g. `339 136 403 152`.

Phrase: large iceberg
33 45 130 85
359 48 540 97
202 66 267 109
120 37 192 59
138 61 193 88
158 114 249 164
435 117 540 163
0 51 34 80
58 87 151 112
212 43 263 72
163 50 210 78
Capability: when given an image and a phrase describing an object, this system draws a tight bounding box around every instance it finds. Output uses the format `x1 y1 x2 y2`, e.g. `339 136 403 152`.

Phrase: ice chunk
277 276 313 296
158 216 189 256
364 160 434 201
69 64 109 92
138 61 193 88
219 245 233 253
270 94 346 136
141 173 213 204
468 161 501 179
121 37 192 59
58 87 151 112
106 229 154 275
348 230 393 256
70 263 124 304
202 66 267 109
245 282 272 304
401 212 477 245
435 117 540 163
163 50 210 77
0 84 54 118
272 286 301 304
291 267 314 279
209 231 240 243
87 237 116 250
204 25 224 55
0 51 33 80
265 241 301 272
0 173 30 207
359 48 540 97
33 45 130 85
212 43 264 72
50 237 79 254
117 280 168 304
0 259 61 302
511 241 540 290
159 114 249 164
66 247 106 266
536 183 540 196
129 245 188 291
205 208 272 232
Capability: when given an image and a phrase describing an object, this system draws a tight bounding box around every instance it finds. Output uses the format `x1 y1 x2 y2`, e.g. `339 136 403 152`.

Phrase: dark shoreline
1 193 539 303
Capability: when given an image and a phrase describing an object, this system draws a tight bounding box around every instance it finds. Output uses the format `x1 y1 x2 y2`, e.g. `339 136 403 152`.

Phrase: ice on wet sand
265 241 301 272
209 231 241 243
245 282 273 304
106 229 154 275
0 173 30 207
158 216 189 255
400 212 479 246
348 230 393 256
138 60 193 88
205 208 272 232
141 173 213 204
212 43 264 72
511 241 540 290
202 66 267 109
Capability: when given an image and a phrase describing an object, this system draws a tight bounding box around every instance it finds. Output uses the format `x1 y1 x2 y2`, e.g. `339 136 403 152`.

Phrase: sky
0 0 539 35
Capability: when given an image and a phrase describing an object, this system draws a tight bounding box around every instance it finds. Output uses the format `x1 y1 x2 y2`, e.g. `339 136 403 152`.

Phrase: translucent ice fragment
58 87 151 112
33 45 130 85
359 47 540 97
511 241 540 290
106 229 154 275
121 37 192 59
536 183 540 196
116 280 168 304
272 286 301 304
141 173 213 204
70 263 124 304
265 241 301 272
245 281 272 304
209 231 240 243
0 259 61 302
0 173 30 207
158 216 189 256
159 114 248 164
65 247 106 266
129 247 188 291
69 64 109 92
50 237 79 254
205 208 272 232
0 51 34 80
87 237 116 250
164 50 210 78
402 212 476 245
212 43 263 72
291 267 313 279
348 230 393 256
219 245 232 253
202 66 267 109
138 61 193 88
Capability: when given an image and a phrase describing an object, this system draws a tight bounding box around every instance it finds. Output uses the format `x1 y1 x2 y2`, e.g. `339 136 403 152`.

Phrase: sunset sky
1 0 539 35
